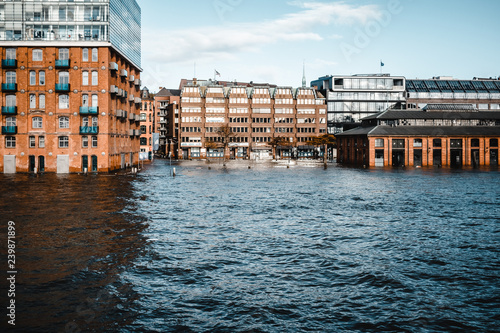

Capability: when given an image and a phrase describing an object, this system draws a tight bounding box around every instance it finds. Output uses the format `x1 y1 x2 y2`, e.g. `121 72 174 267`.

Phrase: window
6 72 16 84
413 139 423 147
91 116 98 127
140 125 146 134
30 94 37 108
6 48 16 60
59 95 69 109
91 71 98 85
82 117 89 127
59 116 69 129
59 71 69 84
39 94 45 109
140 113 147 121
39 136 45 148
92 94 98 107
82 136 89 148
39 71 45 85
82 48 89 62
450 139 462 148
5 137 16 148
59 136 69 148
30 71 36 85
91 136 98 148
29 136 36 148
433 139 442 147
82 94 89 106
59 48 69 60
140 138 147 145
490 139 498 147
6 117 16 127
374 139 384 147
471 139 480 147
33 49 43 61
32 117 43 129
82 71 89 85
6 95 16 107
92 48 98 62
392 139 405 148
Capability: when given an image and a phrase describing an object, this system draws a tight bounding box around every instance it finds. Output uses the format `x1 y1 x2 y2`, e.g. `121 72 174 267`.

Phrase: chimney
193 78 197 85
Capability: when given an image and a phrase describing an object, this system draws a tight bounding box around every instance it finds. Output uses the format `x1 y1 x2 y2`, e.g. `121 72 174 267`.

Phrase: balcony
80 126 99 134
2 83 17 92
55 59 70 68
128 95 134 102
120 69 128 77
128 112 135 121
135 114 141 122
134 79 141 86
109 62 118 71
1 106 17 115
129 75 135 82
129 129 135 137
79 106 99 115
135 97 142 104
55 83 70 92
110 85 117 94
1 59 17 68
2 126 17 135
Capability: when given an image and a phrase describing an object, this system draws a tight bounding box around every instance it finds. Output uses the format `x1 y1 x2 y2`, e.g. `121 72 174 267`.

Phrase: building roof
406 79 500 93
156 88 181 97
362 109 500 121
337 126 500 137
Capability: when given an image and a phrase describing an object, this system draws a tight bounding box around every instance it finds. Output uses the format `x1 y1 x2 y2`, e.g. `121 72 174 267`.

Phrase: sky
137 0 500 93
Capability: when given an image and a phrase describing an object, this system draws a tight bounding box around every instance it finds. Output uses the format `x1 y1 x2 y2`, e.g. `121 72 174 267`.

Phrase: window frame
58 136 69 148
59 116 70 129
32 117 43 129
32 49 43 61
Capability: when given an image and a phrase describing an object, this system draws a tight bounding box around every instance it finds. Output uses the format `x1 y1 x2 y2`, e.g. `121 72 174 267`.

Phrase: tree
307 134 337 164
216 124 236 166
269 136 290 160
204 141 219 162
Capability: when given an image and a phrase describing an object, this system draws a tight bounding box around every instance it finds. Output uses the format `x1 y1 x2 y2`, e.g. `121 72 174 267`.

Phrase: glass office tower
0 0 141 68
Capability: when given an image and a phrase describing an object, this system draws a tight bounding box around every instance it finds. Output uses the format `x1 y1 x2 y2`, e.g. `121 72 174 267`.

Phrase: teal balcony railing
55 59 70 68
1 106 17 115
1 59 17 68
2 83 17 92
80 126 99 134
79 106 99 115
2 126 17 134
55 83 70 92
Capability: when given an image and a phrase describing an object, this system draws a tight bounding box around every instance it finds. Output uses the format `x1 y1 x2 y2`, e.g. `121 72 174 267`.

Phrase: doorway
57 155 70 173
490 149 498 166
4 155 16 174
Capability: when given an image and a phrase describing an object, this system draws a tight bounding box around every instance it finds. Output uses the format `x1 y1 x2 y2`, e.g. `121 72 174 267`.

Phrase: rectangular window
392 139 405 149
33 49 43 61
490 139 498 147
374 139 384 147
59 136 69 148
413 139 423 147
91 136 98 148
82 136 89 148
29 136 36 148
59 95 69 109
471 139 480 147
39 136 45 148
92 94 98 107
433 139 442 147
59 48 69 60
6 137 16 148
450 139 462 148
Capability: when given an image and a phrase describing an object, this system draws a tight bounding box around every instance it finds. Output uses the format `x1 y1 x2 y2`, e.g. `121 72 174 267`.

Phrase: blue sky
137 0 500 92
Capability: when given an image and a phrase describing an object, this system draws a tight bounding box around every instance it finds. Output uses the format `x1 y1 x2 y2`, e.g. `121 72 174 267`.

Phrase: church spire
302 61 307 88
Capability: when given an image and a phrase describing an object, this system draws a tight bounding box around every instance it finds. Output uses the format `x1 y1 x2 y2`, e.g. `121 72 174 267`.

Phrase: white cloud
143 1 382 65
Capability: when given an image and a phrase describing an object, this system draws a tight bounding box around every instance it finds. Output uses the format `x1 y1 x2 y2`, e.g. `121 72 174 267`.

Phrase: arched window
30 94 36 108
32 117 42 129
82 48 89 62
39 71 45 85
91 116 98 127
82 94 89 106
82 116 89 127
91 71 98 85
92 48 98 62
30 71 36 85
92 94 98 106
82 71 89 85
39 94 45 109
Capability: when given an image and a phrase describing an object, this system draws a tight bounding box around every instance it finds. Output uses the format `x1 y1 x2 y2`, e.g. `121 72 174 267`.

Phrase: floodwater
0 161 499 332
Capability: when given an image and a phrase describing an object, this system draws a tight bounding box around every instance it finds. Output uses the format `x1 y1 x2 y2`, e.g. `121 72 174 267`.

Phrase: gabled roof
156 88 181 97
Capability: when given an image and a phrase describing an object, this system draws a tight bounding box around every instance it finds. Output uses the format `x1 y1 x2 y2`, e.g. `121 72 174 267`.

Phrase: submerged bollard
173 167 176 177
83 167 88 175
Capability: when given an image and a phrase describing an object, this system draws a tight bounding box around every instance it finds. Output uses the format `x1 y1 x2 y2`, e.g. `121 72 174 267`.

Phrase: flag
215 70 221 76
380 61 385 67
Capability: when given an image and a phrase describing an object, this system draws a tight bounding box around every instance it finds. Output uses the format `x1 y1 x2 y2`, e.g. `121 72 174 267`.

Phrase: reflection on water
1 161 499 332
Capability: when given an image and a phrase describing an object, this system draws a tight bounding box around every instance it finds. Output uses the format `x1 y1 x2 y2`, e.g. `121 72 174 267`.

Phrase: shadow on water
0 173 149 333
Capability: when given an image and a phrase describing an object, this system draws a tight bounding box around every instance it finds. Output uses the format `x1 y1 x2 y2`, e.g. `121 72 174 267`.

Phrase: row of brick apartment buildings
0 0 142 173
